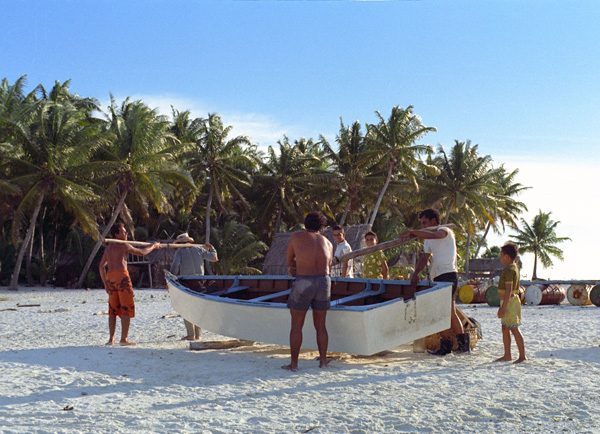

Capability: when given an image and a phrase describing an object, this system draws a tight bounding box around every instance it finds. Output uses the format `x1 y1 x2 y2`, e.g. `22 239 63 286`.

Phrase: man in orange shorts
99 223 161 346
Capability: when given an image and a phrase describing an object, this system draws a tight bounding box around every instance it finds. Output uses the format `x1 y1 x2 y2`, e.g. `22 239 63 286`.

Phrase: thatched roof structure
262 232 294 276
262 224 373 276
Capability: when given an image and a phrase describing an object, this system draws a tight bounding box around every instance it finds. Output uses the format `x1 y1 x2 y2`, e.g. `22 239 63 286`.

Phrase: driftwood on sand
189 339 255 351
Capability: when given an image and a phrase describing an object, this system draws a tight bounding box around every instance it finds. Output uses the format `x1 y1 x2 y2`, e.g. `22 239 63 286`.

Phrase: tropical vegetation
1 75 559 288
509 210 571 279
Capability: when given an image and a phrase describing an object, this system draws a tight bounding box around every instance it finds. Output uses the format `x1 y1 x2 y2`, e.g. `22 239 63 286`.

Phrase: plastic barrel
485 285 500 307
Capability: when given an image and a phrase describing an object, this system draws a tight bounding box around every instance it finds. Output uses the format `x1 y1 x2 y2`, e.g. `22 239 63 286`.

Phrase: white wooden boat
165 272 452 356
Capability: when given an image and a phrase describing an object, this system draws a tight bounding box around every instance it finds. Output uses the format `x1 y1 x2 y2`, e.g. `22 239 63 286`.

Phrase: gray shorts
287 275 331 311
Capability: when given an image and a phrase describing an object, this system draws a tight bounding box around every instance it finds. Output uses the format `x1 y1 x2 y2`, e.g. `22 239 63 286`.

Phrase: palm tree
425 141 500 225
321 120 380 226
474 166 529 257
0 76 41 139
510 210 571 280
184 113 254 244
3 80 108 290
420 140 502 276
76 97 194 288
208 219 268 275
170 107 204 147
366 105 436 225
167 108 206 234
252 137 321 239
0 76 33 245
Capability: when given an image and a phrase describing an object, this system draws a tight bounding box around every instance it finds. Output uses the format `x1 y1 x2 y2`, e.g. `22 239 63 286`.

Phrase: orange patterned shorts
106 269 135 318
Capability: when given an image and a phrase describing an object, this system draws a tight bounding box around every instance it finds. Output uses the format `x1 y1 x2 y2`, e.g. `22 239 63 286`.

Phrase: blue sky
3 0 599 279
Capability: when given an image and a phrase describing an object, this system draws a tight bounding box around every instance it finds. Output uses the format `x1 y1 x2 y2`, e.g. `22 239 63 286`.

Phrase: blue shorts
287 275 331 311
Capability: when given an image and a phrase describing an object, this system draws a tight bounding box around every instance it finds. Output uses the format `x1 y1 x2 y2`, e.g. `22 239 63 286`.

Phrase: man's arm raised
401 228 448 240
127 242 161 256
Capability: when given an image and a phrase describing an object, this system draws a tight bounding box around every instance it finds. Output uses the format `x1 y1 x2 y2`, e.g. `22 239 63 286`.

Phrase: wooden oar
332 224 455 265
104 238 208 249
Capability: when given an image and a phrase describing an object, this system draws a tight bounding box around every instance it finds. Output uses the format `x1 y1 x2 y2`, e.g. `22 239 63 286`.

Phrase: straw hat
174 233 194 244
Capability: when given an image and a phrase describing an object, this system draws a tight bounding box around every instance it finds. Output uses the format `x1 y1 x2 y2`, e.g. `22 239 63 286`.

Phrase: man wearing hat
170 233 218 340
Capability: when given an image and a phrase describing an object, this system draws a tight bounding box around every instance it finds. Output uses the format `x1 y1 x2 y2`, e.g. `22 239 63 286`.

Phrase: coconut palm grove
0 76 570 289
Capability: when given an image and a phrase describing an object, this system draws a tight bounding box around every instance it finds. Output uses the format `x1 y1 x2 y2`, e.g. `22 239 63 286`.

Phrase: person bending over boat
99 222 161 346
398 209 470 355
170 232 218 341
282 211 333 372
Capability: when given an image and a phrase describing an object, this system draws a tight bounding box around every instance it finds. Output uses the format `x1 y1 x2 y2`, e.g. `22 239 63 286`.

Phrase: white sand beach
1 286 599 434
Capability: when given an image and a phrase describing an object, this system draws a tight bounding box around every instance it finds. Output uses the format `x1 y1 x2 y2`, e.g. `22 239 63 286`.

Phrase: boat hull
166 274 452 356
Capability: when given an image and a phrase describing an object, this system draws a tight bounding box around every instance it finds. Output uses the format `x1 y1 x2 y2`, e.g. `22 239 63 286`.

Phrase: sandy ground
1 286 599 434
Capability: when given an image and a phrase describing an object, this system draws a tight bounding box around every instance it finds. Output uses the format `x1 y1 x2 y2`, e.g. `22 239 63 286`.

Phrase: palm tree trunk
76 189 128 288
369 166 393 226
38 207 48 286
9 189 46 290
532 250 538 280
151 213 165 239
50 218 59 283
25 223 36 286
39 208 47 286
274 205 282 234
205 183 214 243
474 222 491 258
465 230 471 279
443 196 456 224
339 195 352 226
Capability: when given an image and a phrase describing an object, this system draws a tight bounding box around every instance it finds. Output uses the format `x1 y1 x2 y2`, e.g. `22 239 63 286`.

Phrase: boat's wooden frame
165 272 453 355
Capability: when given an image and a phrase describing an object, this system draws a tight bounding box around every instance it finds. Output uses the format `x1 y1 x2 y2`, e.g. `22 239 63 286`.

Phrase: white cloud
100 93 316 155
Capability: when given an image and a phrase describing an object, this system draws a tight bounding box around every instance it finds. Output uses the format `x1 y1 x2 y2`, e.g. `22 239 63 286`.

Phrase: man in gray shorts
287 275 331 311
282 212 333 372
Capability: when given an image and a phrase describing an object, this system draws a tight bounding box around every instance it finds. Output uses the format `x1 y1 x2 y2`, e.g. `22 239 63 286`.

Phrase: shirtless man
282 212 333 372
99 223 161 346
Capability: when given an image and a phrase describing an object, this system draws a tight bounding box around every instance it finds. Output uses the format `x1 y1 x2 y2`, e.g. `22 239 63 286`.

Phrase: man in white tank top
399 208 469 355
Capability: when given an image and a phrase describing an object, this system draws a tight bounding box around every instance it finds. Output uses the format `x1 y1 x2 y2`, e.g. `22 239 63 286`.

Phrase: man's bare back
286 230 332 276
281 212 332 372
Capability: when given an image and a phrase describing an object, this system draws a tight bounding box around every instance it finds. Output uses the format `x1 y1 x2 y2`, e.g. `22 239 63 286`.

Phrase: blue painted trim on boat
165 273 452 313
520 280 600 285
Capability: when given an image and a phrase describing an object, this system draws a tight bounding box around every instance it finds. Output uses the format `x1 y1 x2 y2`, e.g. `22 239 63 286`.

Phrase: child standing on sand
495 243 527 363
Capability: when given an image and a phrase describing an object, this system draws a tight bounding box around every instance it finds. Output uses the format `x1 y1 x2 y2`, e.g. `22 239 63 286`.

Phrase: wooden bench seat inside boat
176 276 428 307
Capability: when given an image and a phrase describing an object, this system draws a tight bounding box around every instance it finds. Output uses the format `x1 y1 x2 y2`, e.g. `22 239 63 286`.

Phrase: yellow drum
458 283 486 304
